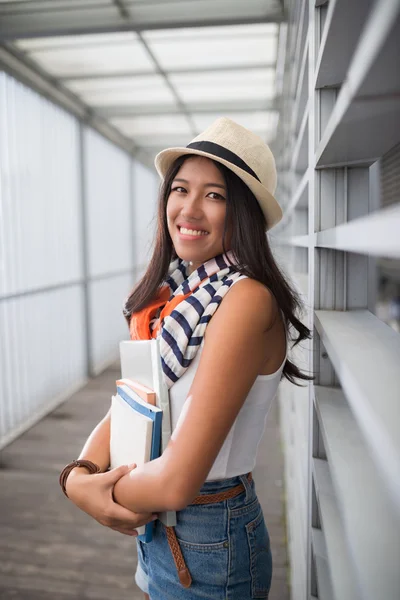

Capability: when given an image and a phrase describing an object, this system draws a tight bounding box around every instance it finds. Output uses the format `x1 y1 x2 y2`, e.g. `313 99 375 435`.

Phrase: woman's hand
65 463 158 537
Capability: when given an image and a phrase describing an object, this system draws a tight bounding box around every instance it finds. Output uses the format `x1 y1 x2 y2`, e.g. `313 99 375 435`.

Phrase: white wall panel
132 159 159 271
0 70 154 447
0 285 86 448
89 273 132 376
83 127 132 277
274 1 400 598
0 72 82 297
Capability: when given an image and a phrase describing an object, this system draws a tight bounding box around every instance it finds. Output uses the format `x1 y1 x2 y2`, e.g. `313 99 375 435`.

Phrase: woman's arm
66 397 175 513
113 278 278 513
65 408 159 536
78 408 111 471
66 408 111 486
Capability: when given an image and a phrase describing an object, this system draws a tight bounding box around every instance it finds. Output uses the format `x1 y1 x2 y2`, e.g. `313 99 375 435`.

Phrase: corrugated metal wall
132 160 160 277
274 0 400 598
0 72 158 448
82 128 133 375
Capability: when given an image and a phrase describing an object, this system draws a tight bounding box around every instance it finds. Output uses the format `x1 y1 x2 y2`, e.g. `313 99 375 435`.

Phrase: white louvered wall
82 128 133 375
0 73 159 448
0 73 87 448
273 0 400 598
132 160 160 278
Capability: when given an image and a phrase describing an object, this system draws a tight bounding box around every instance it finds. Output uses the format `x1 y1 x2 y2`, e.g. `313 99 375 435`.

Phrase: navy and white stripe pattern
153 251 245 388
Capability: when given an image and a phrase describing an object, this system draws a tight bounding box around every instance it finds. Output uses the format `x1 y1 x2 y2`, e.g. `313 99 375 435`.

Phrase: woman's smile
177 223 210 240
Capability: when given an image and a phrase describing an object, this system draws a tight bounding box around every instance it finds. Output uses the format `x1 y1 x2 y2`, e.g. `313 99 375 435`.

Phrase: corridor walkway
0 362 290 599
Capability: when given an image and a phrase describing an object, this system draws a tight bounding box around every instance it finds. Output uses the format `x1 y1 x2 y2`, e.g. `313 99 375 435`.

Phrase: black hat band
186 140 261 183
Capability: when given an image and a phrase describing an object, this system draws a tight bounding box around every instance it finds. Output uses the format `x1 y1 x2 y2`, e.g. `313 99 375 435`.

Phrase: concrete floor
0 362 290 599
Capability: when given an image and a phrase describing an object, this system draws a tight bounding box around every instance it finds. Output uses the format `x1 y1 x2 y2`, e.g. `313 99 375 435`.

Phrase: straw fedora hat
154 117 282 230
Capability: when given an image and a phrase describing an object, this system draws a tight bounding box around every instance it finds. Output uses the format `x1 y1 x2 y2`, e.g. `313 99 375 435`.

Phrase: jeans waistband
199 472 253 500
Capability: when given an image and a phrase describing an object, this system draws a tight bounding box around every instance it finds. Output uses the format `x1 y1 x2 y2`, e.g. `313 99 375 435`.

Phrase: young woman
60 118 312 599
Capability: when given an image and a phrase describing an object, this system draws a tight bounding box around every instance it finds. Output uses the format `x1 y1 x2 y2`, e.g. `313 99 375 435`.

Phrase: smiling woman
62 117 313 600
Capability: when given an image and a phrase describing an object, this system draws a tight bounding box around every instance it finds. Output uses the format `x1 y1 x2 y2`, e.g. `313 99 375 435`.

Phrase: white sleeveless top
169 282 287 481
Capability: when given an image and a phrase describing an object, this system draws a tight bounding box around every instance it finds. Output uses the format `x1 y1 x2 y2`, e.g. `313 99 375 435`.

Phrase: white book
110 393 153 470
110 384 163 542
119 338 176 527
119 339 171 452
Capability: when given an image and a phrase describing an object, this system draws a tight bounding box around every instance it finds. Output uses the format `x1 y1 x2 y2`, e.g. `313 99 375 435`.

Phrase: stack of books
109 338 176 542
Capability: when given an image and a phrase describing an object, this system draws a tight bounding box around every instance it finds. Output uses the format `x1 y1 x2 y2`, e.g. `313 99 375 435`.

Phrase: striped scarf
128 251 244 388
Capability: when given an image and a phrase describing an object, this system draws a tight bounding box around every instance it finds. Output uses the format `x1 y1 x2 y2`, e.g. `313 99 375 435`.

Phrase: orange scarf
129 286 192 341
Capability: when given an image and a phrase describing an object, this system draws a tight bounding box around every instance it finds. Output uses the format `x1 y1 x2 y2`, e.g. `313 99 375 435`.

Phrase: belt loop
239 472 252 502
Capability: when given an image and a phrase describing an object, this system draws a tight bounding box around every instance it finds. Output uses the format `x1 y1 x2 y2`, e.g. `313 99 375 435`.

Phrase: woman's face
167 156 230 272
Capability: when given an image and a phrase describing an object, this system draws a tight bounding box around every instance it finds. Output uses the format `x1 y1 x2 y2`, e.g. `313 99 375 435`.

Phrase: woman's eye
171 186 186 193
208 192 225 201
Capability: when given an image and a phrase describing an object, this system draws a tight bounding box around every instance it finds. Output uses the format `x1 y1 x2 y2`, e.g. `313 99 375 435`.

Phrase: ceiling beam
59 63 277 82
95 100 279 119
0 14 286 42
112 0 131 20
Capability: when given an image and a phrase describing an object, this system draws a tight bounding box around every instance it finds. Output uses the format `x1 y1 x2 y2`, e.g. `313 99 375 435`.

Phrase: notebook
119 339 171 453
110 382 162 542
119 338 177 528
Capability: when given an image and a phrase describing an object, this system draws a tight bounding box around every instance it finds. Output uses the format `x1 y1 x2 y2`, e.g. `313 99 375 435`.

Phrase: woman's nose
180 193 203 218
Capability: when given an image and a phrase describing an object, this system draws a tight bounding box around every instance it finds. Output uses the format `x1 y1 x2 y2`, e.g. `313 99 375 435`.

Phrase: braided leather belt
164 472 253 588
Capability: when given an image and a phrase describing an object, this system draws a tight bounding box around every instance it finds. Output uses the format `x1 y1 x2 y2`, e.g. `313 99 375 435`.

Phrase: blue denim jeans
135 474 272 599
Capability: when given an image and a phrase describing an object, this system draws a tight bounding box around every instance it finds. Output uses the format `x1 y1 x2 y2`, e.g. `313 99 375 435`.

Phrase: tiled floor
0 363 290 599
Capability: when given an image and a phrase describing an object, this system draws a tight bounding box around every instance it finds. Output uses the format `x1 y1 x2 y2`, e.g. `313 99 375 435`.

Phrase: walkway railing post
78 123 94 379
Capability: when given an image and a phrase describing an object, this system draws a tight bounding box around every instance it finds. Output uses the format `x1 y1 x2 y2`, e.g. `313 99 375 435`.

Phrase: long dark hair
124 155 313 385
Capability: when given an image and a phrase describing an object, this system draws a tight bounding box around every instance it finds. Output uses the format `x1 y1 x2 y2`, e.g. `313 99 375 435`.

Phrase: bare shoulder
209 277 278 333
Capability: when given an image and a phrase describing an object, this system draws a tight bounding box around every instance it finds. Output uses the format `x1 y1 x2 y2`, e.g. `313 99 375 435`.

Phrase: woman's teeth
179 227 208 236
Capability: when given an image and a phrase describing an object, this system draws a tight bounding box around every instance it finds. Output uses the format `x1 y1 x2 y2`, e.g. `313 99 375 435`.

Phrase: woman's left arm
113 279 277 513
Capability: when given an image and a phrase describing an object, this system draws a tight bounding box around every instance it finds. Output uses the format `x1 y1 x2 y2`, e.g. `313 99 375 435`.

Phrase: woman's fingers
101 463 136 486
110 526 138 537
75 467 158 531
105 502 158 529
66 468 156 535
110 513 157 529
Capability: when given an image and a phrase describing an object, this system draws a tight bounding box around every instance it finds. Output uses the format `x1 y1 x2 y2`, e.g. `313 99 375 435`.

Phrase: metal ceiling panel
15 31 138 51
124 133 190 148
0 0 285 40
0 1 110 7
65 74 177 106
111 114 192 136
74 85 176 106
145 30 277 71
192 111 279 138
1 1 284 156
124 0 283 24
21 37 155 77
75 86 177 107
170 69 276 103
63 73 162 93
92 98 277 118
142 23 279 40
0 3 125 41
